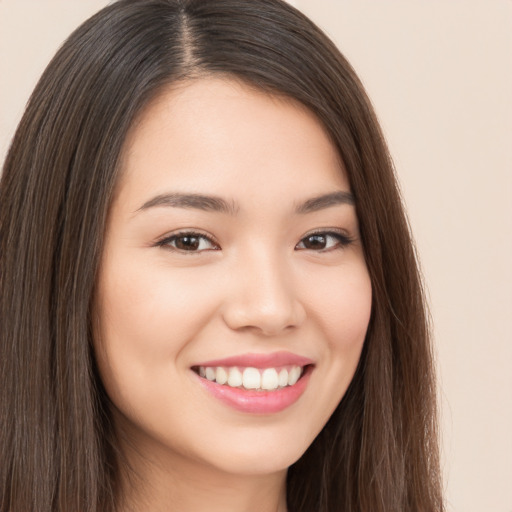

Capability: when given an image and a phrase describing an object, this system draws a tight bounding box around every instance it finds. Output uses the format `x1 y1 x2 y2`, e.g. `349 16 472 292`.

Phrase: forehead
117 77 349 210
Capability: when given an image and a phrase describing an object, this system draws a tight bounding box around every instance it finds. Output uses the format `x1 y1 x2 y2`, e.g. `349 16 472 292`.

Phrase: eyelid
154 229 220 252
295 228 355 251
301 227 352 238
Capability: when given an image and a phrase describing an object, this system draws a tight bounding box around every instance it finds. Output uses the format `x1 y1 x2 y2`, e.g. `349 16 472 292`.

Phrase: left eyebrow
294 191 355 214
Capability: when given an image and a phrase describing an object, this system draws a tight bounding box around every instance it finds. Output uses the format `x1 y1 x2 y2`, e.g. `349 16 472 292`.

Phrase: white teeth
197 365 305 391
216 366 228 385
242 367 261 389
227 367 243 387
278 369 289 387
288 366 301 386
261 368 279 390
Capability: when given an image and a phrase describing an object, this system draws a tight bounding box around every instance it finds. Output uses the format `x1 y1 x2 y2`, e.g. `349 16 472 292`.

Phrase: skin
94 77 372 512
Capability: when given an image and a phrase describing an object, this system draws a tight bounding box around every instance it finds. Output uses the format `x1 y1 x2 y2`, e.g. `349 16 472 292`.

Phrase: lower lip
195 366 313 414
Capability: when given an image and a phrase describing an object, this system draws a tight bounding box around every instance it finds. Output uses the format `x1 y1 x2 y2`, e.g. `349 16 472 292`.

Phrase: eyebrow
137 193 239 215
294 190 355 214
136 190 355 215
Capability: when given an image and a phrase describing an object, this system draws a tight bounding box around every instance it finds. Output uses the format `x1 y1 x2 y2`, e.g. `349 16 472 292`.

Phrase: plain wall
1 2 511 511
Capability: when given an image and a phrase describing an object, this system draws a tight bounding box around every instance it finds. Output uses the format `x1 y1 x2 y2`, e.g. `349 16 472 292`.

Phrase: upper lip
193 351 314 369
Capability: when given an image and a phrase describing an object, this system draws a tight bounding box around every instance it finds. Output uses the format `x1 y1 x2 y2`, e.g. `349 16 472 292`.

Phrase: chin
192 424 316 477
209 446 304 477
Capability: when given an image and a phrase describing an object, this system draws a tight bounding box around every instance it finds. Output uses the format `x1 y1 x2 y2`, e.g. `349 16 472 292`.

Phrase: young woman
0 1 444 511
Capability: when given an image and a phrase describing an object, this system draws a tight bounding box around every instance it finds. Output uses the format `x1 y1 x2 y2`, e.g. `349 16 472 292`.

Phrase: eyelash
154 229 354 254
155 230 220 253
296 229 354 251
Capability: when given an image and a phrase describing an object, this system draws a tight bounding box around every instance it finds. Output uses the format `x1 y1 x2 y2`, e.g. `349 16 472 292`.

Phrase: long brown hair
0 1 443 510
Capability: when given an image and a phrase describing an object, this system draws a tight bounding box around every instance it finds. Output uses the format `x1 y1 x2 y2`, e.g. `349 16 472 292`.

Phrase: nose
222 250 306 336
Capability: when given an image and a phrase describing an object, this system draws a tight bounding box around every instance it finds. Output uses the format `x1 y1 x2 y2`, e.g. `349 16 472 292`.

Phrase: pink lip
193 351 314 369
195 368 312 414
191 352 314 414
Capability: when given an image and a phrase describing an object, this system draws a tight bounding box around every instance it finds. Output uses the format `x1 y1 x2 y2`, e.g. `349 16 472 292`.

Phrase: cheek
92 255 221 407
304 260 371 403
97 259 217 354
304 261 372 350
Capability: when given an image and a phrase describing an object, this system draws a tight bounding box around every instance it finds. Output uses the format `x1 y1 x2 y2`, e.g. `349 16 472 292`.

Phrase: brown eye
174 235 201 251
296 231 353 252
302 234 328 250
157 232 219 252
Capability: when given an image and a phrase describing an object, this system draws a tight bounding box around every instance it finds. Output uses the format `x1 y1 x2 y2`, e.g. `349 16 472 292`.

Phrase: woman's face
94 77 372 477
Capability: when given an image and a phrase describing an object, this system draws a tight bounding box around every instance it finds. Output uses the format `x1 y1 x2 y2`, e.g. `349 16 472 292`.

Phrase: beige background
1 1 511 511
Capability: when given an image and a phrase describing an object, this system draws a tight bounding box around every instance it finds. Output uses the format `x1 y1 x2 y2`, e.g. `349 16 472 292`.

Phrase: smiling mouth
191 364 313 392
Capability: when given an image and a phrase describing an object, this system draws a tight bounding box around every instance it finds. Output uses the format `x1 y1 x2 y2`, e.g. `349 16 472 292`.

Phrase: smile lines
194 365 305 391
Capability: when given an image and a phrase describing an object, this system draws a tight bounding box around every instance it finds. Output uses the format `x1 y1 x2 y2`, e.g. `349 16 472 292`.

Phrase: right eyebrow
135 192 240 216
